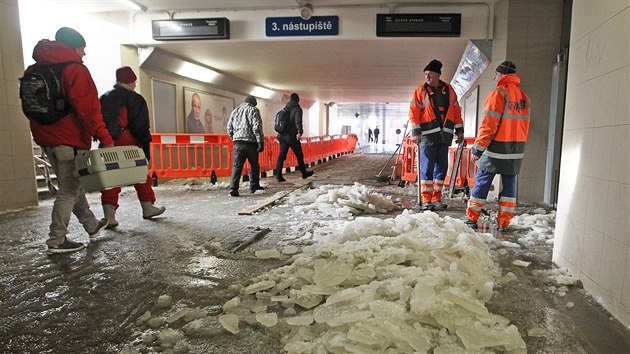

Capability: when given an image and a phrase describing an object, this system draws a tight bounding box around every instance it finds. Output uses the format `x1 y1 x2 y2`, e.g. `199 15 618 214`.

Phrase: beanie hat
496 61 517 74
116 66 137 84
55 27 86 48
290 93 300 102
423 59 442 74
245 95 257 106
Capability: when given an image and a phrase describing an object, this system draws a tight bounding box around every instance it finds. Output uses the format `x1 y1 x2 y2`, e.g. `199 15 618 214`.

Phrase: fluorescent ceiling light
118 0 147 12
250 86 276 99
176 62 220 83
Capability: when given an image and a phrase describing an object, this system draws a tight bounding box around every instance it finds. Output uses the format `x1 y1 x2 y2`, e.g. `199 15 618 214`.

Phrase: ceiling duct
141 47 284 101
450 40 491 99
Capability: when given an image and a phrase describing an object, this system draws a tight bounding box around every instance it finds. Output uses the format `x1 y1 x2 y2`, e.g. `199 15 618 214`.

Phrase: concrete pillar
0 0 38 212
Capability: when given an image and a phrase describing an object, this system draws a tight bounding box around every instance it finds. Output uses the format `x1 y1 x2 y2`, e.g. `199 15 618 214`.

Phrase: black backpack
100 90 124 139
274 107 290 133
19 62 72 125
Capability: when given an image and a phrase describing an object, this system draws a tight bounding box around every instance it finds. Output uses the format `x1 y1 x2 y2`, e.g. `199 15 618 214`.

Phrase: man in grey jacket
227 95 264 196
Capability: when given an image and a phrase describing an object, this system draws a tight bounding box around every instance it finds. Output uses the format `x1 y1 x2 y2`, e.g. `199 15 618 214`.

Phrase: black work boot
464 219 478 229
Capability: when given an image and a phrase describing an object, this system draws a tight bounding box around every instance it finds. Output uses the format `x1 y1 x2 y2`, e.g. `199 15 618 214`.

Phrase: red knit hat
116 66 137 83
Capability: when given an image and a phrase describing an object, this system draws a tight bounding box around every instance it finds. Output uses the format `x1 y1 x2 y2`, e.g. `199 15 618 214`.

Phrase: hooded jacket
27 40 113 149
472 74 530 175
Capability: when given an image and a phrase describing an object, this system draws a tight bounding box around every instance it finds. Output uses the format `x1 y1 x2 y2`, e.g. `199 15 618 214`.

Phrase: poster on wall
183 87 235 134
463 85 479 138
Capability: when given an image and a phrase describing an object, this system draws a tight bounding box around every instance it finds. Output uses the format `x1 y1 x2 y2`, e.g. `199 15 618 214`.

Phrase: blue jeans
470 168 517 200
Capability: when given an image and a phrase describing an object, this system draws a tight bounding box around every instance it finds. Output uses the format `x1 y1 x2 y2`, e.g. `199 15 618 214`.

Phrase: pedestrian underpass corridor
1 153 629 353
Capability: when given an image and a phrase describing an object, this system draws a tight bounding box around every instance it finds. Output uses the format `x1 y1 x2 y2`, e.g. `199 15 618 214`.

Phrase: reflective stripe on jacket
472 74 530 175
408 81 463 145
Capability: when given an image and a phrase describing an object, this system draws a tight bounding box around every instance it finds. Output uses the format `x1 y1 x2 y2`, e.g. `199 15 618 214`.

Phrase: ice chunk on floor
218 314 240 334
218 211 528 351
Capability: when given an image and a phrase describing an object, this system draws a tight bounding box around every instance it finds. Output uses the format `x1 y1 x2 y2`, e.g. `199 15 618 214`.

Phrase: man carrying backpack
99 66 165 227
24 27 113 254
274 93 314 182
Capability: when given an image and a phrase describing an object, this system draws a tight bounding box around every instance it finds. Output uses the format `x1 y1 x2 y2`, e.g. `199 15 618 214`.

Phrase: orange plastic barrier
399 137 476 189
148 133 358 181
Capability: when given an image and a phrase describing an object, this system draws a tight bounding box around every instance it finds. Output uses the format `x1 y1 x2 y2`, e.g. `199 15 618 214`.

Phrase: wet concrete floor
1 150 629 353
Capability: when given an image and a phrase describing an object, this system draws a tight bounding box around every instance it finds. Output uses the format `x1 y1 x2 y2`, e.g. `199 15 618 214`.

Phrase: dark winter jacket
282 100 303 137
100 83 152 159
27 40 113 149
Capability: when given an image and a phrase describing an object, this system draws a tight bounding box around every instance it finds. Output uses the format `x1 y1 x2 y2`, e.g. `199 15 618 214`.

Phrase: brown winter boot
103 204 119 229
140 201 165 219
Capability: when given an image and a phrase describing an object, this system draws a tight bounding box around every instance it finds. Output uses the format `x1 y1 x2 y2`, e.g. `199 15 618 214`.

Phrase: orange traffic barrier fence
148 133 358 181
399 137 476 189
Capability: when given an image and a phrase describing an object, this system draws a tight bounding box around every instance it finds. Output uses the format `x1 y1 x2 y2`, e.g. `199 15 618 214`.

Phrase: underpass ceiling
32 0 493 115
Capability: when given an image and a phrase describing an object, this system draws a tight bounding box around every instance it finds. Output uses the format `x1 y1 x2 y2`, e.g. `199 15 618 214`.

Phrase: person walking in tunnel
408 59 464 210
275 93 314 182
227 95 265 196
465 61 530 231
373 126 380 143
24 27 113 253
99 66 165 228
368 127 373 143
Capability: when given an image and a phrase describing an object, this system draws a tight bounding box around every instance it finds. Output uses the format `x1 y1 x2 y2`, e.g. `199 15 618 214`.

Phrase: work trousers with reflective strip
420 144 449 203
466 167 517 227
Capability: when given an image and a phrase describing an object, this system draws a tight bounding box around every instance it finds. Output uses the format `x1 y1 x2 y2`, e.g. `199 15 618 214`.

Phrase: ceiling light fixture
299 3 313 20
118 0 147 12
250 86 276 100
176 62 220 83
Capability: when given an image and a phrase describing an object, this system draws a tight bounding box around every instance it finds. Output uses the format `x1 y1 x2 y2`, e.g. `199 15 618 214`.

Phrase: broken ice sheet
218 313 239 334
222 211 527 351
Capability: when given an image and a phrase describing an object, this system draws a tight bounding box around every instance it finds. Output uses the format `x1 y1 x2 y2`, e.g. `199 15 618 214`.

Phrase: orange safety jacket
472 74 530 175
409 81 463 145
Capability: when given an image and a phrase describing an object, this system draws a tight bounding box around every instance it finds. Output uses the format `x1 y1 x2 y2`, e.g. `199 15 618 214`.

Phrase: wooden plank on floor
224 227 272 252
238 179 312 215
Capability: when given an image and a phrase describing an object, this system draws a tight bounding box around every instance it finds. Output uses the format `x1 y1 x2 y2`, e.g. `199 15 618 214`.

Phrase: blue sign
266 16 339 37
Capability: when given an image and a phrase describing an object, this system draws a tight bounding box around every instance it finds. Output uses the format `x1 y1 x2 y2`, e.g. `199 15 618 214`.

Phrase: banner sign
266 16 339 37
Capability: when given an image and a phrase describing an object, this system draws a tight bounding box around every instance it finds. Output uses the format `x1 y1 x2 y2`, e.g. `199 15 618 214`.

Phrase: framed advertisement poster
183 87 235 134
464 85 479 138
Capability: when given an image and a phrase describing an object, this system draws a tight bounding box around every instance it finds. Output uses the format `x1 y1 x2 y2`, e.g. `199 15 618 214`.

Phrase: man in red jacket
27 27 113 254
100 66 165 226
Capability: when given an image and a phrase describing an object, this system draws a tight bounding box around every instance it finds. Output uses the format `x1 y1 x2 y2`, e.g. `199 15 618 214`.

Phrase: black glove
411 128 422 137
455 133 464 144
257 141 264 153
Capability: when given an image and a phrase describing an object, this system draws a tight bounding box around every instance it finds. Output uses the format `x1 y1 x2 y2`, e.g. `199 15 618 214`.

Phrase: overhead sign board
266 16 339 37
376 14 461 37
152 18 230 40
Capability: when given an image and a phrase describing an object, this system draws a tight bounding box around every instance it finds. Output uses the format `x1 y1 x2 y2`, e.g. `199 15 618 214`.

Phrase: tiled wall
553 0 630 327
0 0 38 212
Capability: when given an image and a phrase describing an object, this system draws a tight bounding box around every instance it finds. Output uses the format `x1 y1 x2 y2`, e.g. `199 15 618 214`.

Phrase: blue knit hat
55 27 86 48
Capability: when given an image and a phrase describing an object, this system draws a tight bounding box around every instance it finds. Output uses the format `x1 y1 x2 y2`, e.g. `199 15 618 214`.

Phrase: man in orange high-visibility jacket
409 59 464 210
465 61 530 231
